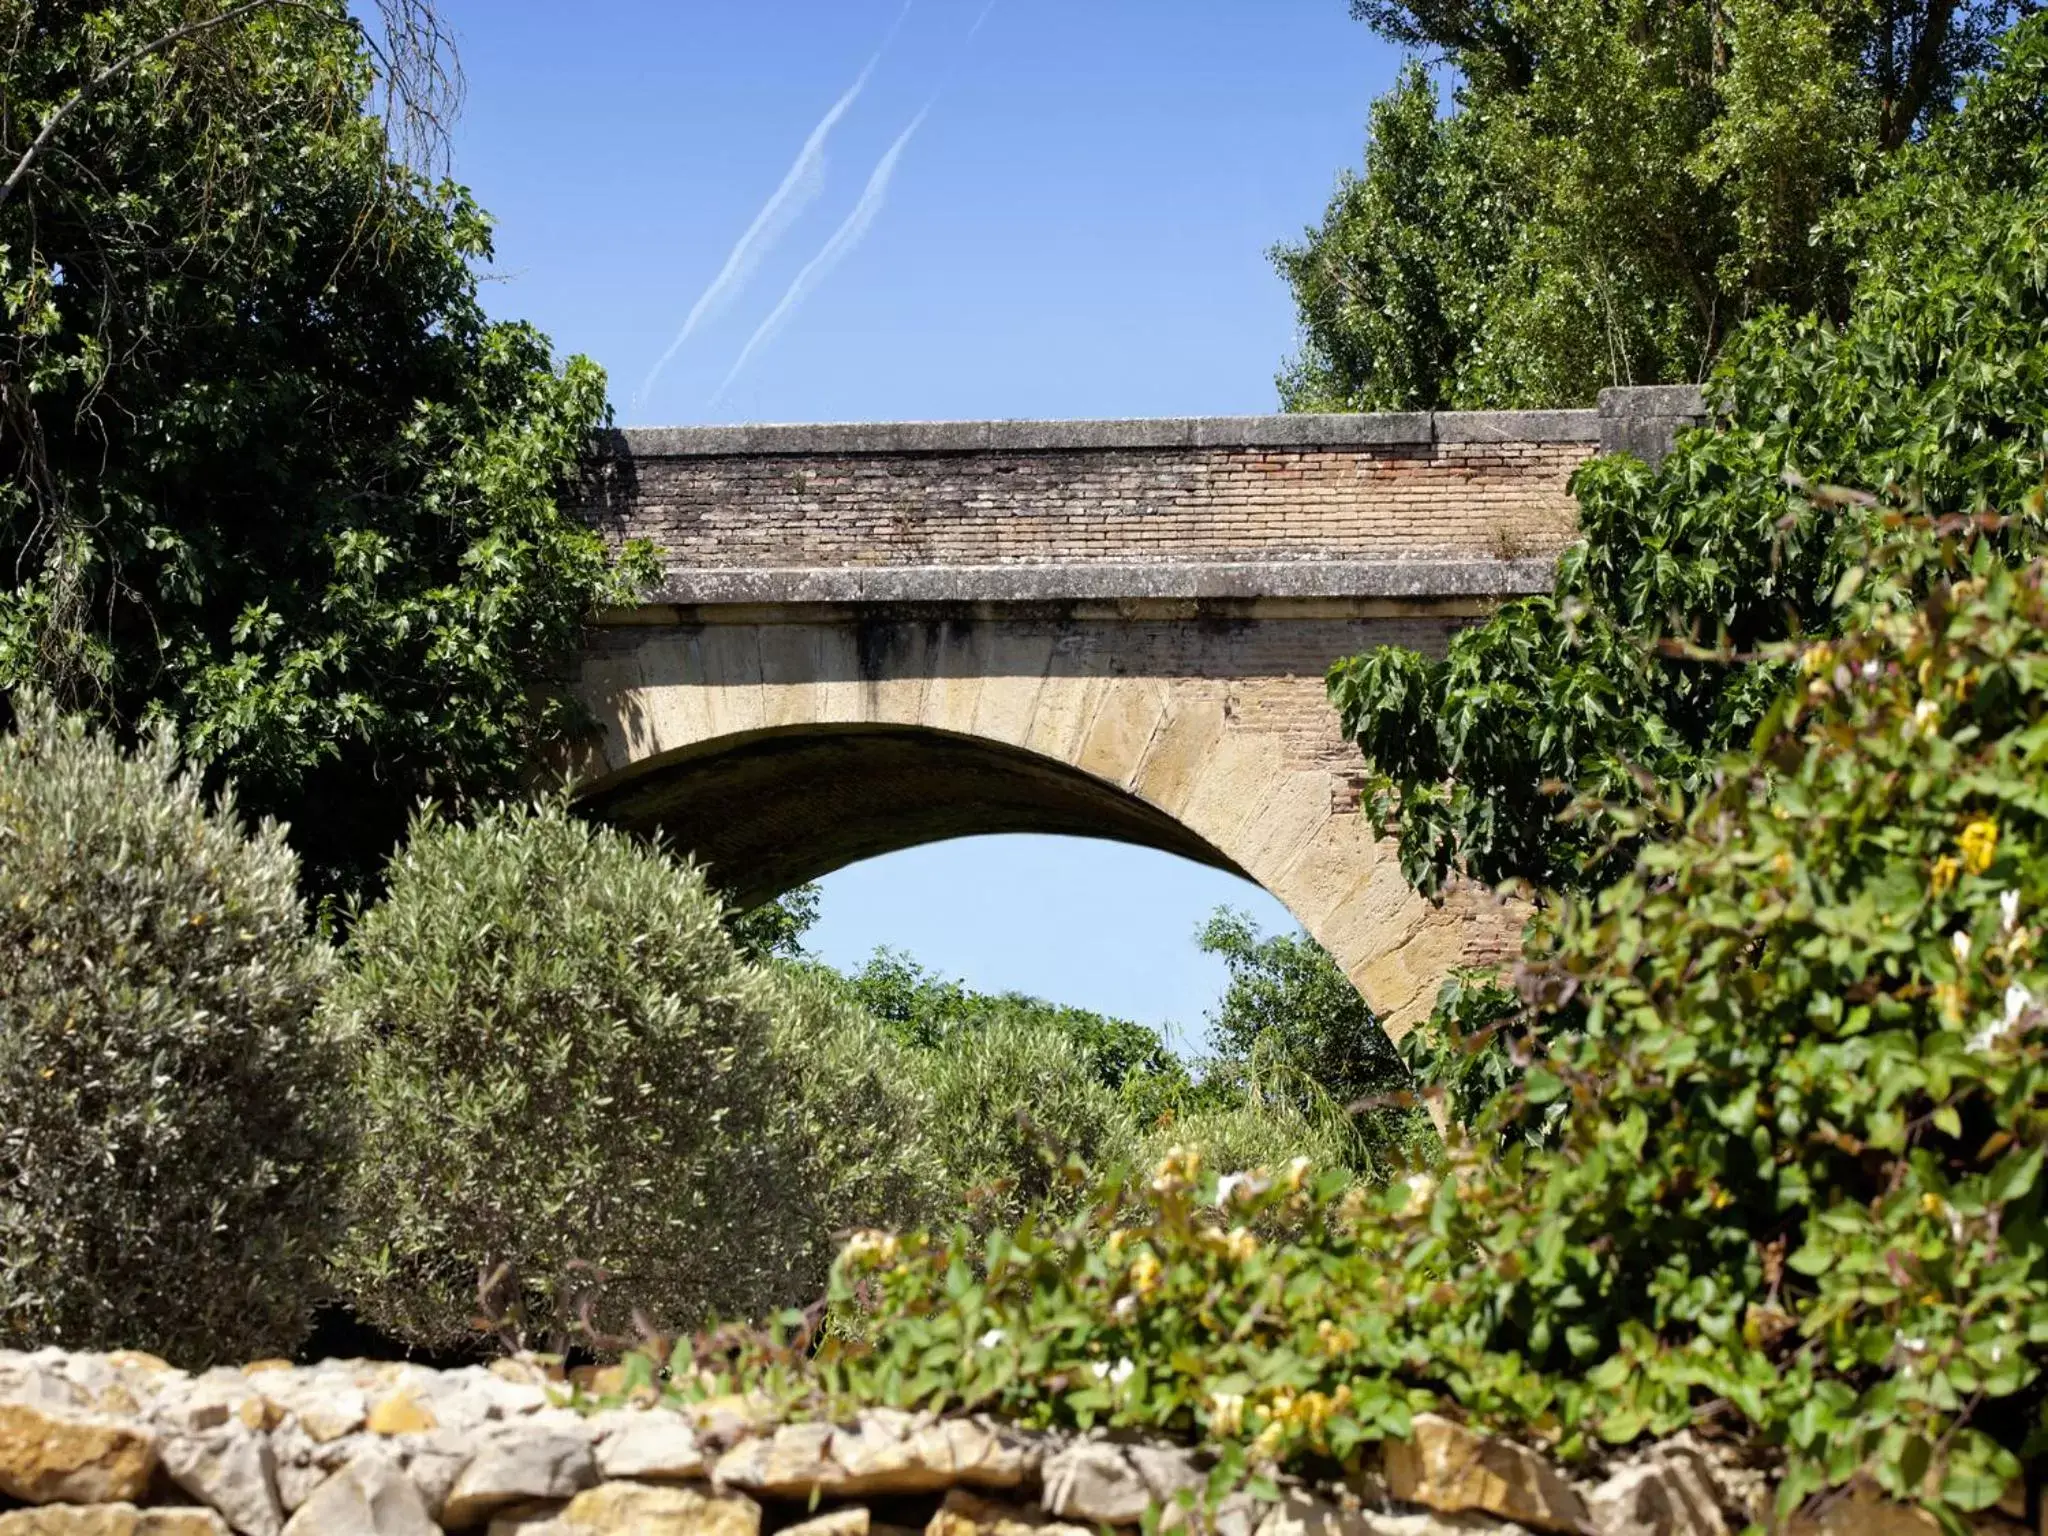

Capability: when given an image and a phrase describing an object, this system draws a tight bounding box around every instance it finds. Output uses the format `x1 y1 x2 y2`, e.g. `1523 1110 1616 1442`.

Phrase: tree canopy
0 0 650 898
1279 0 2040 411
1329 13 2048 901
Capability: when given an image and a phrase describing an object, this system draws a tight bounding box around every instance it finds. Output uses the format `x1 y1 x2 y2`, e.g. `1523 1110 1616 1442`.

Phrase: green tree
327 803 862 1348
1197 909 1426 1173
728 882 823 961
1330 15 2048 902
0 0 650 899
0 697 347 1363
1279 0 2036 411
840 948 1187 1097
910 1015 1138 1229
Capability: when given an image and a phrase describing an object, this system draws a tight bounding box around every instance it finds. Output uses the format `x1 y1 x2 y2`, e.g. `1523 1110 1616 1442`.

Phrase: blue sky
438 0 1406 1043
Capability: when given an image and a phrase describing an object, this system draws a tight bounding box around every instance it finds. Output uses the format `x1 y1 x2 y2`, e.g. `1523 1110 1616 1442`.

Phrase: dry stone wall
0 1351 2015 1536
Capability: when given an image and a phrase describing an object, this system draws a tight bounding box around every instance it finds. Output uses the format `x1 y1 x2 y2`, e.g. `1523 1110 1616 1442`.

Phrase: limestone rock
1382 1417 1588 1535
366 1390 437 1437
160 1427 284 1536
1254 1489 1526 1536
1784 1483 2029 1536
281 1452 436 1536
485 1481 763 1536
0 1402 158 1505
713 1421 835 1495
266 1426 366 1515
1042 1439 1203 1526
392 1427 475 1520
929 1490 1095 1536
590 1411 706 1481
440 1426 598 1529
0 1507 227 1535
784 1510 871 1536
833 1414 1037 1495
277 1388 365 1446
1588 1449 1728 1536
684 1394 777 1448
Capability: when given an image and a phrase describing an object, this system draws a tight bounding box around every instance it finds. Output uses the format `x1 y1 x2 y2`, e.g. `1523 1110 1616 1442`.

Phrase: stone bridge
569 386 1702 1036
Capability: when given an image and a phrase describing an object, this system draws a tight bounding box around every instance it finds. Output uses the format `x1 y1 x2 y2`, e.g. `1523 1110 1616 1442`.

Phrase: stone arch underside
571 607 1519 1037
578 722 1247 908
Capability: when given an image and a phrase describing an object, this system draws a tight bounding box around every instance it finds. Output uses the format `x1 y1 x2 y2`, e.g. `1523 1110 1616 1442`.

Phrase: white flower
976 1328 1007 1350
1954 930 1973 964
1914 699 1942 733
1862 660 1881 680
1896 1333 1929 1354
2003 889 2023 933
2007 983 2031 1028
1090 1357 1136 1387
1401 1171 1439 1218
1215 1173 1252 1206
1113 1294 1139 1323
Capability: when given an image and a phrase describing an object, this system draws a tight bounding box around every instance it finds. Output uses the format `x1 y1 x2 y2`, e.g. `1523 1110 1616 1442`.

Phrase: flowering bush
679 525 2048 1525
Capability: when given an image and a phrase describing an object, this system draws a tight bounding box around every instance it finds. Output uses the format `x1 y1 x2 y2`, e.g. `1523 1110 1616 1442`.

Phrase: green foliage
696 545 2048 1519
756 964 949 1271
0 696 347 1363
1280 0 2031 411
326 802 823 1348
0 1 652 899
842 948 1187 1097
1330 16 2048 899
1196 910 1424 1173
729 884 823 962
909 1015 1140 1230
1136 1099 1355 1194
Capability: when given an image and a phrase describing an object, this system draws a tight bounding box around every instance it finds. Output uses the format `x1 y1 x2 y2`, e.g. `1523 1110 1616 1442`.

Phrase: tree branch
0 0 308 213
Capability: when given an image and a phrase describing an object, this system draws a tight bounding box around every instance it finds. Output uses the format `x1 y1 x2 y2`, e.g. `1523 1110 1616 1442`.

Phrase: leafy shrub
327 802 820 1348
0 697 346 1362
1137 1098 1353 1191
911 1015 1139 1227
753 965 947 1285
696 529 2048 1527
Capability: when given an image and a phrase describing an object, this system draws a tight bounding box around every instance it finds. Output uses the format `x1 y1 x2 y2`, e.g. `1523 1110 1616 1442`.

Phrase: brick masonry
569 391 1704 1031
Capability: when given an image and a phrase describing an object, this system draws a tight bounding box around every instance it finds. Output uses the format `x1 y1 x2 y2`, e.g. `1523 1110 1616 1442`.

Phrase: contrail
965 0 998 41
634 1 913 410
713 107 931 402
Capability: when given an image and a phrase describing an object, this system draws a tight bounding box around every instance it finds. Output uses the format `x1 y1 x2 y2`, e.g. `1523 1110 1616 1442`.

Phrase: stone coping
638 559 1558 608
599 411 1604 460
0 1348 2004 1536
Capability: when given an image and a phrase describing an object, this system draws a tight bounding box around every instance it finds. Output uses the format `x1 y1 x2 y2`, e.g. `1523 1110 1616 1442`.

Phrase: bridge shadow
576 722 1247 910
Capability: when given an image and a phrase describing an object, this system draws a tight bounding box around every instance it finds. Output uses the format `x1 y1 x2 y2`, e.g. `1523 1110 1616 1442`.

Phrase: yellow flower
1317 1318 1360 1356
1800 641 1834 676
1961 819 2001 876
840 1230 900 1268
1222 1226 1259 1264
1128 1252 1162 1298
1289 1391 1336 1432
1931 855 1961 897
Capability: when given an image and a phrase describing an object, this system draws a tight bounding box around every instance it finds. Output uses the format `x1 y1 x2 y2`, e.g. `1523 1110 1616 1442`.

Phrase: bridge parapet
580 390 1702 609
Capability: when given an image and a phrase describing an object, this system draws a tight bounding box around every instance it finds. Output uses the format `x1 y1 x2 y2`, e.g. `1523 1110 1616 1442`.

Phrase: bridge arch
568 399 1707 1030
571 603 1517 1037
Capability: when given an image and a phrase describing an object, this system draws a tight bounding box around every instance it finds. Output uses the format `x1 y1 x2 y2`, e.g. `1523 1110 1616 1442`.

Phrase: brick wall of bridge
584 438 1592 575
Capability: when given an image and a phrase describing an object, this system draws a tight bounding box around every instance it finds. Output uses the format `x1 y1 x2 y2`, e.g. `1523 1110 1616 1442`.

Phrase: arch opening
576 722 1251 910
